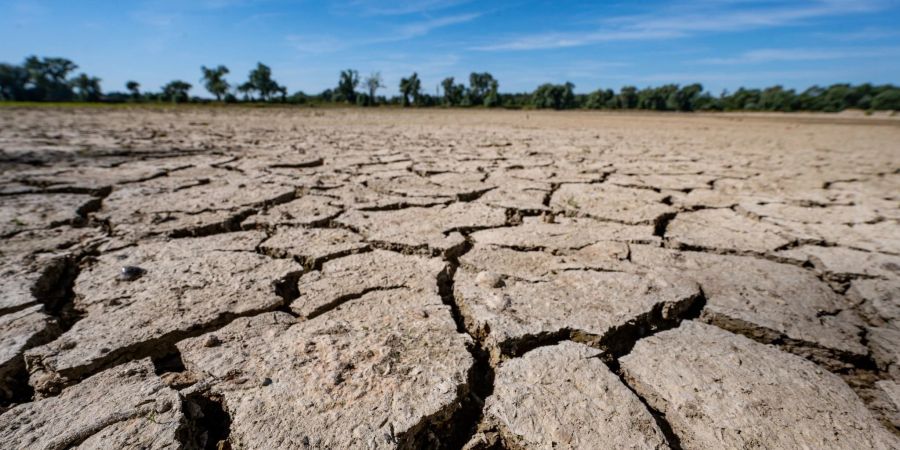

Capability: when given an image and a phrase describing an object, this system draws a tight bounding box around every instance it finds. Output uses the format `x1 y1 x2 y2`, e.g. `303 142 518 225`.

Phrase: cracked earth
0 107 898 449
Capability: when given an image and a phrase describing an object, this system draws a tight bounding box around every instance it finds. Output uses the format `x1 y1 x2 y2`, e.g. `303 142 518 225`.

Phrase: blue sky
2 0 899 97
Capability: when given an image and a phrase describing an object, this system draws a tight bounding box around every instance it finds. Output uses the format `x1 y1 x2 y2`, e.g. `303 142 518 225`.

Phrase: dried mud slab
738 201 882 225
292 250 445 318
454 266 702 363
0 305 59 400
220 154 324 173
777 245 900 281
97 169 296 239
772 219 900 255
336 203 507 256
459 242 631 283
321 184 449 210
25 231 303 395
259 227 369 269
5 158 195 194
470 216 657 251
0 193 99 236
0 227 98 315
0 254 71 315
849 278 900 328
367 173 493 201
0 359 194 449
666 208 794 254
620 321 900 450
475 187 548 214
241 194 341 229
630 245 867 366
474 341 668 449
550 183 675 225
877 380 900 428
608 173 717 192
178 291 472 449
475 173 550 213
868 326 900 379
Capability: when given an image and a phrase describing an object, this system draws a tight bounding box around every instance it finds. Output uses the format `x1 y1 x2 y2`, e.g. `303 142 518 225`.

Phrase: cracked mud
0 108 898 449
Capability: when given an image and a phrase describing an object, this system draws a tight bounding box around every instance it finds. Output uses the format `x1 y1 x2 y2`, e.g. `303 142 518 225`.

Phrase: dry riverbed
0 106 898 449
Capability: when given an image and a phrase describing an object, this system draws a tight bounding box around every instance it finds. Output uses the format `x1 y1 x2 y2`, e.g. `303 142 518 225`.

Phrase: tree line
2 55 898 112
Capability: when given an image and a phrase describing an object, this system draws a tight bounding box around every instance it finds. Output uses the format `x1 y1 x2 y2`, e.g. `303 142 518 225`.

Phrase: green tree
335 69 359 103
484 79 500 107
871 89 900 110
71 73 102 101
125 80 141 100
585 88 615 109
244 63 284 101
237 82 254 101
24 56 78 101
667 83 703 112
440 77 465 106
162 80 192 103
468 72 497 106
759 86 797 111
0 63 29 100
531 82 576 110
399 73 421 107
618 86 638 109
364 72 383 104
201 65 230 101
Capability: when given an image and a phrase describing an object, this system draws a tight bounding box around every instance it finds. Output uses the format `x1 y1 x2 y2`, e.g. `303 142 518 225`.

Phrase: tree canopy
1 55 898 113
532 82 576 110
162 80 192 103
399 73 421 107
71 73 102 102
336 69 359 104
242 63 285 101
201 65 230 101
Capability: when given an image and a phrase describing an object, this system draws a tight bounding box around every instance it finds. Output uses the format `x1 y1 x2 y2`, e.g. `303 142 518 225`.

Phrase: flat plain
0 106 898 449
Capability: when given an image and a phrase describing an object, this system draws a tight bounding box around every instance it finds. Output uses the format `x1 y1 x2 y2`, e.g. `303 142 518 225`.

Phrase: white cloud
603 0 883 34
475 0 891 51
340 0 471 16
286 35 351 54
473 29 682 51
816 26 900 41
286 12 481 53
373 12 481 43
698 46 900 64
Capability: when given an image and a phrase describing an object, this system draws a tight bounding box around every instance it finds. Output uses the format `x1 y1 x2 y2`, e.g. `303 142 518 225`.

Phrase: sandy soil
0 106 898 449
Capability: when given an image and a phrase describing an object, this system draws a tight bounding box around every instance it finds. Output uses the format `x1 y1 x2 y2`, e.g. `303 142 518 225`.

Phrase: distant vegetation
2 55 899 112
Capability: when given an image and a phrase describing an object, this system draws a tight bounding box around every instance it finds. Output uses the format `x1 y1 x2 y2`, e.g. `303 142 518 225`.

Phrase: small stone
117 265 145 282
475 271 504 288
261 377 272 386
203 334 221 347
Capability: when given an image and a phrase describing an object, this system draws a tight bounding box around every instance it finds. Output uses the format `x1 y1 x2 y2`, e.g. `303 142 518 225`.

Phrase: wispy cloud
286 35 350 54
475 0 890 51
287 12 481 53
602 0 884 34
698 46 900 64
816 26 900 41
473 29 681 51
380 12 481 42
339 0 471 16
628 70 824 85
131 10 180 28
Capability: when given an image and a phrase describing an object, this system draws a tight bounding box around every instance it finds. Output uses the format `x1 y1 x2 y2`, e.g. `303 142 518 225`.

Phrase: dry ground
0 106 899 449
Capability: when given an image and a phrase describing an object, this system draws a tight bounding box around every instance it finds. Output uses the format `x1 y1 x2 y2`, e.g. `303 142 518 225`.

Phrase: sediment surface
0 107 898 449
